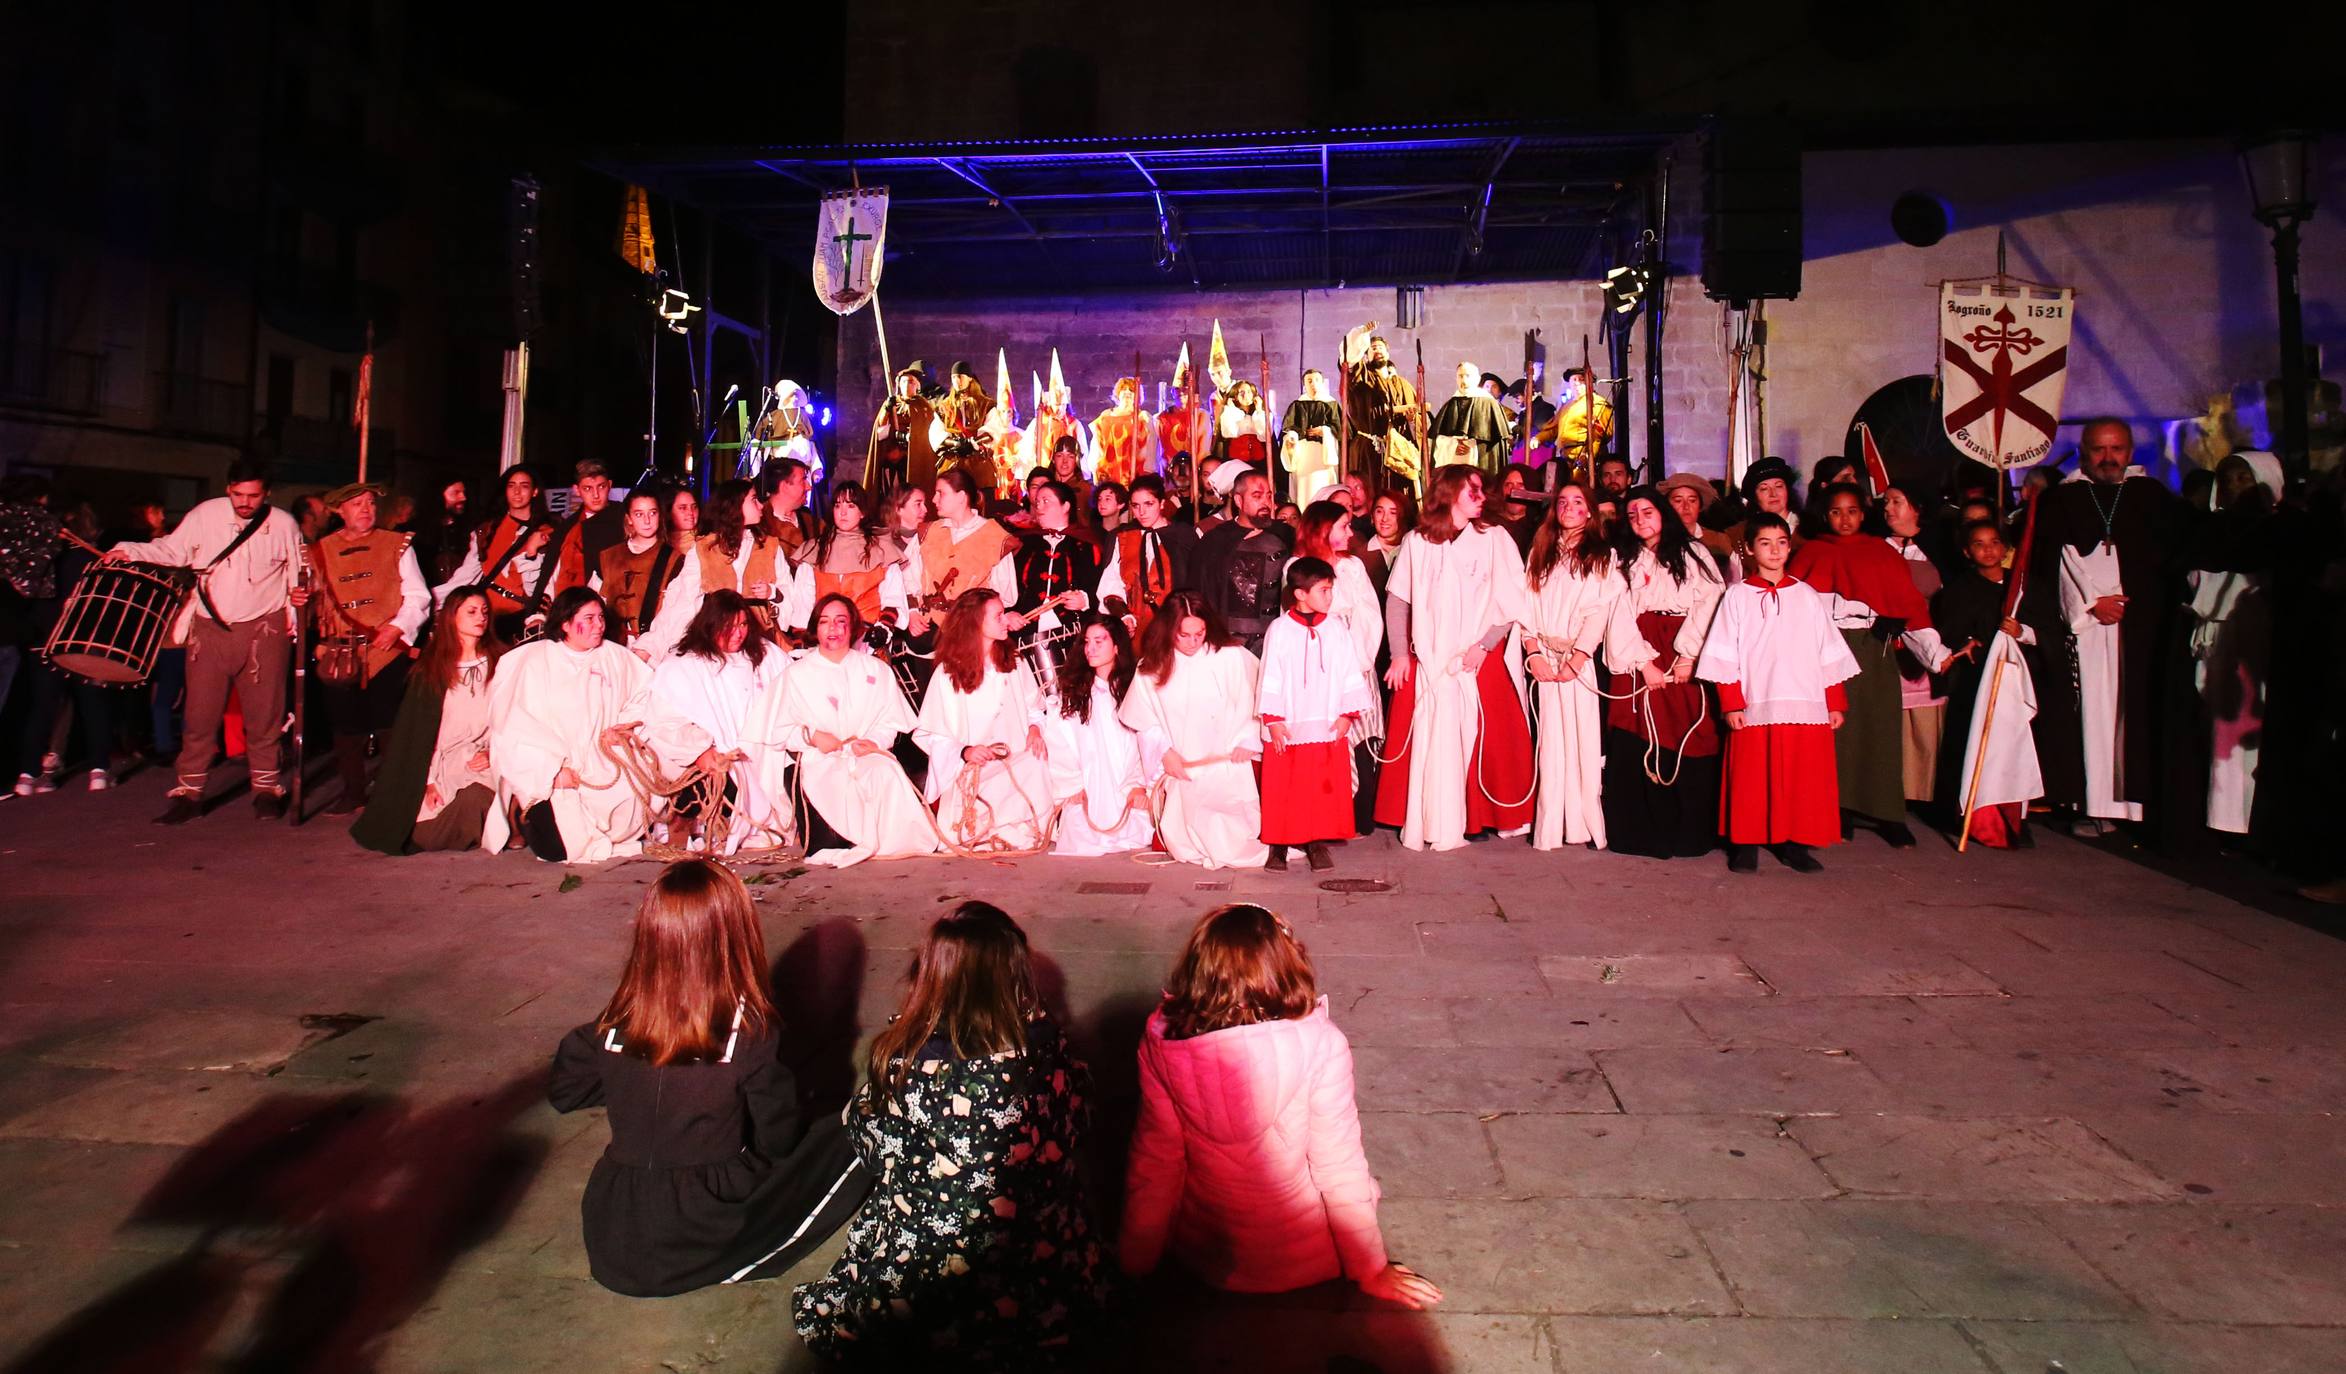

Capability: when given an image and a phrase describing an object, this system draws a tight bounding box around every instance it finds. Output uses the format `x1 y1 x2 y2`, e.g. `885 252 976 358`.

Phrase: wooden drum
39 561 194 685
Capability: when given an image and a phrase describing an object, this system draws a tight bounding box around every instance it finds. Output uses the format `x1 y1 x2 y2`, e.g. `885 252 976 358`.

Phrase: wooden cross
833 213 874 281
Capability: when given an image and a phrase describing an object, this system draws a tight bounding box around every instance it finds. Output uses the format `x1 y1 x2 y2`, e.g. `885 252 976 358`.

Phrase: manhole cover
1077 882 1151 895
1319 879 1393 894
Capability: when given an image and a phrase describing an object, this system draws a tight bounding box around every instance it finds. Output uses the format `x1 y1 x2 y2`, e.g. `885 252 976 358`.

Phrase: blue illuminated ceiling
595 121 1682 293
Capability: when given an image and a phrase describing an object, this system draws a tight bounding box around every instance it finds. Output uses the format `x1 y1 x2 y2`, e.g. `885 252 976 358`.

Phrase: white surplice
488 639 654 862
2058 541 2141 821
1287 554 1385 742
914 663 1054 849
1118 645 1268 869
1386 524 1532 851
635 648 790 854
758 648 939 866
1044 678 1157 855
1522 552 1625 851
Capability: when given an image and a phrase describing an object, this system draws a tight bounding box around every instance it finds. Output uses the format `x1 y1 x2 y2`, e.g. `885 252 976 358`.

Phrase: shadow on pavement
3 1069 549 1374
773 918 869 1113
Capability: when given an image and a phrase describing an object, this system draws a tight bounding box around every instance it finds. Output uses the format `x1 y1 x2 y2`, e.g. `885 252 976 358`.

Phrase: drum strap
195 507 273 628
637 542 678 628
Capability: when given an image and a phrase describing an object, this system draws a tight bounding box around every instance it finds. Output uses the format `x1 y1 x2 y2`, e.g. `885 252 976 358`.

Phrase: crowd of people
555 859 1436 1368
0 405 2339 886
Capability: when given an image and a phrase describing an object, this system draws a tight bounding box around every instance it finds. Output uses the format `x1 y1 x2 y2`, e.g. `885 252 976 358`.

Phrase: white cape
1119 645 1268 869
488 640 654 863
758 649 940 866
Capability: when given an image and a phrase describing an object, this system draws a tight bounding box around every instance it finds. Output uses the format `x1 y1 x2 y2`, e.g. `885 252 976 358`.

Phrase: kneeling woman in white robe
633 589 791 855
1044 613 1156 855
913 588 1055 851
490 587 655 863
760 593 939 866
1118 591 1269 870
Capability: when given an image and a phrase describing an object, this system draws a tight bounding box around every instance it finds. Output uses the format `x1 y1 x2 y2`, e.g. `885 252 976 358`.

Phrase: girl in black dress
549 859 867 1297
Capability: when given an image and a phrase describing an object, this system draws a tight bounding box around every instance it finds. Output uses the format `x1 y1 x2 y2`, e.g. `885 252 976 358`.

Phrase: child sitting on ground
1257 558 1374 872
1120 904 1442 1308
549 858 866 1297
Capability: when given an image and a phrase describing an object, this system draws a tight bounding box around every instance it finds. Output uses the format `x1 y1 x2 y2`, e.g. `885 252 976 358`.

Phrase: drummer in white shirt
105 460 311 823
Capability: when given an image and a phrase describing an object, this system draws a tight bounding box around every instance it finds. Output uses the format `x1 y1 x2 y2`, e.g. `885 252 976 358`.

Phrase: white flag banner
813 188 888 316
1959 630 2042 814
1939 281 2074 469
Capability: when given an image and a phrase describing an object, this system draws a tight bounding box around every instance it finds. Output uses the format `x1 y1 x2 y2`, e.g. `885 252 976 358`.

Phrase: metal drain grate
1077 882 1152 895
1318 878 1393 894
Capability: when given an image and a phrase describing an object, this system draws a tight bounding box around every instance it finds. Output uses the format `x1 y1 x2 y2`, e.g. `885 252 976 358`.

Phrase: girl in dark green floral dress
792 902 1110 1368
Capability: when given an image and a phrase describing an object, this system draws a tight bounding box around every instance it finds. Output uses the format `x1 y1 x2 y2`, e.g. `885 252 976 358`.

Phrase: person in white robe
488 588 654 863
2190 451 2284 835
1043 614 1157 855
1118 591 1269 870
1521 484 1627 851
1374 467 1536 851
914 590 1055 851
757 593 940 866
630 589 792 855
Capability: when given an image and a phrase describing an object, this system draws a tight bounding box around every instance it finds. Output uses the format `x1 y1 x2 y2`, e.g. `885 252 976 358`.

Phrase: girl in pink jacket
1119 904 1442 1307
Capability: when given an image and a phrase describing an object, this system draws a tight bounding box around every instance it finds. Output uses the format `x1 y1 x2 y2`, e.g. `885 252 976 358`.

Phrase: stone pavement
4 775 2346 1373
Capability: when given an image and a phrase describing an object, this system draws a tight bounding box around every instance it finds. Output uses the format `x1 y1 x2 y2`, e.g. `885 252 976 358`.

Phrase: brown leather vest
309 529 412 673
597 540 671 635
918 519 1011 610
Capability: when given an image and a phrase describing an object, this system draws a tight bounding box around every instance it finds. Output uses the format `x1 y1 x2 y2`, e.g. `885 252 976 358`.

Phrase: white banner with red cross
1939 281 2076 469
813 188 888 317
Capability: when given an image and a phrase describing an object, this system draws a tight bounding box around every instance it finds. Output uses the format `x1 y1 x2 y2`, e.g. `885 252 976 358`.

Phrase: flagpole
355 320 373 483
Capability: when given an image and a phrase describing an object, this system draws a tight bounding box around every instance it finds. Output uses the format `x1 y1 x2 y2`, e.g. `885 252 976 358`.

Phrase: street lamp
2240 131 2318 485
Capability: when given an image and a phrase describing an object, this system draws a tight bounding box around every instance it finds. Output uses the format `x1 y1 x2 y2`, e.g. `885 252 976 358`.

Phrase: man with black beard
1192 467 1294 654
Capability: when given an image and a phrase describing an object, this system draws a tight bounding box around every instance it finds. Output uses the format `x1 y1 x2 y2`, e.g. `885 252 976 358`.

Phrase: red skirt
1960 801 2025 849
1373 653 1535 835
1719 722 1840 846
1260 738 1355 844
1605 613 1719 758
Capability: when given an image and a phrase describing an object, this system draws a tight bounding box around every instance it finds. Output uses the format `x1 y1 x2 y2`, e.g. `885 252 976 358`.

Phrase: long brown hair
933 587 1012 693
595 859 775 1065
705 478 767 558
676 587 771 667
1525 481 1613 587
868 901 1038 1093
416 585 508 692
1055 611 1135 721
1159 904 1318 1040
1414 464 1488 545
1136 589 1232 686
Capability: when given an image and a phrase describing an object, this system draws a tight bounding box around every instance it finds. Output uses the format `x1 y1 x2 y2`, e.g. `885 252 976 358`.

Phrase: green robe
349 671 445 856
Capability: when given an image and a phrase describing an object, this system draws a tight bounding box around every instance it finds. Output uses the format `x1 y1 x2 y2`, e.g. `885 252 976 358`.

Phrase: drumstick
58 527 105 557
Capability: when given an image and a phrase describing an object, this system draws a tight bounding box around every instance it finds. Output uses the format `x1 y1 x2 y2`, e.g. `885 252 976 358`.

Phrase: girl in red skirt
1694 513 1861 873
1259 558 1374 871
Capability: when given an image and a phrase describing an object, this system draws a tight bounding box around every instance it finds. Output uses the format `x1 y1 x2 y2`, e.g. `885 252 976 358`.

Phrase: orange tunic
1155 405 1210 470
1092 409 1152 487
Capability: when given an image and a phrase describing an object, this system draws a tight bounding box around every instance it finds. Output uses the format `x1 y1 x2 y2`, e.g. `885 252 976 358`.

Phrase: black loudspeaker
1700 122 1802 306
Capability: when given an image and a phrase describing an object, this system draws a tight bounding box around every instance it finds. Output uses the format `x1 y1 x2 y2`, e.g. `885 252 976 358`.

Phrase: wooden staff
1958 487 2041 851
1413 337 1428 494
1579 332 1597 487
1186 340 1203 516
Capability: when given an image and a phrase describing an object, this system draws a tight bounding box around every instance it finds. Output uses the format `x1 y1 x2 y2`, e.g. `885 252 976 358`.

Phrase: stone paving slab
1594 1047 1900 1115
1359 1111 1506 1198
1679 995 1965 1049
2079 1110 2346 1204
1787 1115 2178 1202
1546 1315 1994 1373
1914 993 2222 1051
1686 1198 2142 1322
1450 995 1713 1049
1351 1045 1616 1114
2040 1203 2346 1325
1487 1113 1837 1200
1958 1319 2346 1374
0 1070 290 1148
1536 953 1772 997
1378 1198 1735 1316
